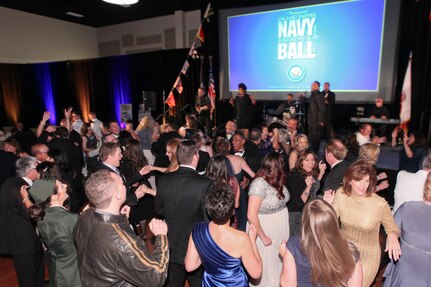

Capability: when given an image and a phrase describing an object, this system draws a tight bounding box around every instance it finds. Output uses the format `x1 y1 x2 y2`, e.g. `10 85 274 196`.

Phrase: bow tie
235 150 245 156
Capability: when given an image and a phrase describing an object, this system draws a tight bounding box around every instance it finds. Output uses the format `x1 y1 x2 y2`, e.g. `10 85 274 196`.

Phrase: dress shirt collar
22 177 33 186
331 160 342 169
235 150 245 157
104 162 119 173
180 165 196 171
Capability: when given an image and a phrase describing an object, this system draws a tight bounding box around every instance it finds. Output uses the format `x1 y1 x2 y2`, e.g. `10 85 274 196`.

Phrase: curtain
0 64 22 125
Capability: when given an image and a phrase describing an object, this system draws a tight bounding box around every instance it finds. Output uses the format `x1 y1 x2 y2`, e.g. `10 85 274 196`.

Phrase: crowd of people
0 81 430 287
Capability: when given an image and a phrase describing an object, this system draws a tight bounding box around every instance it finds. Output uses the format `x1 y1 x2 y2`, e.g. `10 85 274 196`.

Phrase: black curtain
0 49 189 127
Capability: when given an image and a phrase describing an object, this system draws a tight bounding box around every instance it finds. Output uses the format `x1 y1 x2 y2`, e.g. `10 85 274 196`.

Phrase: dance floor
0 256 384 287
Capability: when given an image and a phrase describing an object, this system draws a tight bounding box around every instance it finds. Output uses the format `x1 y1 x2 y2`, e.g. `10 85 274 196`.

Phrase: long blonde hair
135 115 153 132
301 199 356 287
166 138 181 173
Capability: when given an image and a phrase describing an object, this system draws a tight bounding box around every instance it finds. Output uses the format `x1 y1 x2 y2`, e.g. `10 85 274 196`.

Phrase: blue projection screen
219 0 401 102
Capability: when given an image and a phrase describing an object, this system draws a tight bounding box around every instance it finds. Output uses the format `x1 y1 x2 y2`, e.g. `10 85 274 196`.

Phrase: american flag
208 60 216 103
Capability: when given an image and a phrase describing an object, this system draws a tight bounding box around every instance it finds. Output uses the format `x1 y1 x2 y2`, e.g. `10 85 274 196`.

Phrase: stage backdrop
0 49 197 127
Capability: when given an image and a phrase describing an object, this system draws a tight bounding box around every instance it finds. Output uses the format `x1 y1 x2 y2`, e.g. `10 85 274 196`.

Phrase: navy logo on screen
288 64 305 82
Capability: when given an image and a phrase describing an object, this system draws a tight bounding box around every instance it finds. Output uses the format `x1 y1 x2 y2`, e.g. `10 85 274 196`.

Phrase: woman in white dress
247 152 290 286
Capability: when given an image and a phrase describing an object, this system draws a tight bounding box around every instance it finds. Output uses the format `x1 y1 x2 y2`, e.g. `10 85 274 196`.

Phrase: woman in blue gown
185 183 262 286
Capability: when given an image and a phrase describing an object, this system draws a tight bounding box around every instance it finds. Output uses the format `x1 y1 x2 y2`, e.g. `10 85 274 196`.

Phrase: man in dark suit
97 142 149 207
0 149 19 188
323 82 336 140
156 140 211 287
47 127 82 177
0 157 44 287
232 131 262 231
307 81 326 153
322 139 350 192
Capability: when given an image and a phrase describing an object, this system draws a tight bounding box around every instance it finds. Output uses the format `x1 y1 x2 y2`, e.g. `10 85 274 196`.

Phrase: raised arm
288 151 298 171
64 107 72 132
36 111 51 137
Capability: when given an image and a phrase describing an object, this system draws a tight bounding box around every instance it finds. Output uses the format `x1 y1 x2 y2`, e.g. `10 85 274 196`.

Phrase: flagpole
164 2 212 107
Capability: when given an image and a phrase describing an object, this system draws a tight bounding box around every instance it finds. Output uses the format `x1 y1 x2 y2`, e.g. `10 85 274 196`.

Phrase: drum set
263 98 306 132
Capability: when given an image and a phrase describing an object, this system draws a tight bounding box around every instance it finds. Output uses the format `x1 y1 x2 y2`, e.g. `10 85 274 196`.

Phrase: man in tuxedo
232 131 262 231
31 143 51 164
98 142 148 207
155 140 211 287
218 120 237 142
107 120 121 139
323 82 336 140
322 139 350 192
0 157 44 287
233 132 262 173
307 81 326 152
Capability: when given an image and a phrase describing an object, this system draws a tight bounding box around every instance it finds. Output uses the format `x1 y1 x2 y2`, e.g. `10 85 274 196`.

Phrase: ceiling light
102 0 139 7
65 11 84 18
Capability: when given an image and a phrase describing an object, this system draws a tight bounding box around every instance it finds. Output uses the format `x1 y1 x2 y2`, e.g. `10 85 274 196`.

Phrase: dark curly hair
205 183 235 225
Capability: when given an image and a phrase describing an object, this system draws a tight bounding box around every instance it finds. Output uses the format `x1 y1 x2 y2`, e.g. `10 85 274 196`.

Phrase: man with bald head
322 139 350 192
31 144 51 163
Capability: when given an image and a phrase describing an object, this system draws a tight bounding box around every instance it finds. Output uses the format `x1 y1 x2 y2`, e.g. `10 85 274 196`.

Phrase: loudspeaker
142 91 157 111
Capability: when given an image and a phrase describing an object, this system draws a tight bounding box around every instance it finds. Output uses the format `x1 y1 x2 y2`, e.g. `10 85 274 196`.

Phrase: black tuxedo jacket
0 177 42 255
322 160 350 192
307 91 326 126
243 141 263 173
0 150 18 188
197 150 211 173
155 167 211 264
97 163 142 206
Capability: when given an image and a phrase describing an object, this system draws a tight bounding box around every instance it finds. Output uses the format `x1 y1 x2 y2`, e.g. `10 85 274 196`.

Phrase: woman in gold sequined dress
324 161 401 287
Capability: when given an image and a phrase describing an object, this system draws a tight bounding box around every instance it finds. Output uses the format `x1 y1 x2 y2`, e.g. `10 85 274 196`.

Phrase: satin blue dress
192 222 249 287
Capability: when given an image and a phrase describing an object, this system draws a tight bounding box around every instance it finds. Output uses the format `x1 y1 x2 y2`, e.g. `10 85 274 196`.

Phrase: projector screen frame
218 0 402 103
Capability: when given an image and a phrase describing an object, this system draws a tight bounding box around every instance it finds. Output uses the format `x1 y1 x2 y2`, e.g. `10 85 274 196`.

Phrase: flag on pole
400 54 412 131
166 91 176 107
165 77 183 108
181 60 190 75
197 25 205 43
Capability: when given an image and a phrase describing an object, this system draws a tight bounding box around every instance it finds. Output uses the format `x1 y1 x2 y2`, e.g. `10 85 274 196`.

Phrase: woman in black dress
120 139 156 237
229 83 256 139
287 150 326 236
